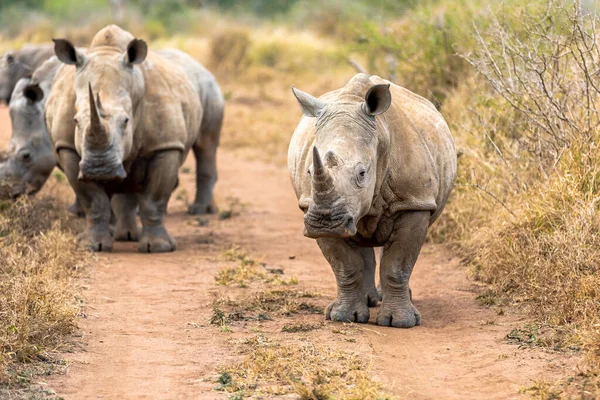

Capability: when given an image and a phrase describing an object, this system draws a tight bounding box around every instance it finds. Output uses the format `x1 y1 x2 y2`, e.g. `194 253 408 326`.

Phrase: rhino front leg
377 211 429 328
188 136 218 215
57 149 112 252
112 194 140 241
317 238 370 323
137 150 179 253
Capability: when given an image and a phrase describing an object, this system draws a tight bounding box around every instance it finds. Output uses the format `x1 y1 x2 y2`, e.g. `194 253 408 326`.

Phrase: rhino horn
86 83 109 148
312 146 334 196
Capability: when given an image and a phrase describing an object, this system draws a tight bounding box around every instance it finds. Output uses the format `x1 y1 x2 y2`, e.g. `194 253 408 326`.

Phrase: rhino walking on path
0 45 55 104
46 25 223 252
288 73 456 328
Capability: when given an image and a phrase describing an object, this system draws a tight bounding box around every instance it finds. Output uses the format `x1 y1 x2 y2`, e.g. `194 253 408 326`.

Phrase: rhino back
135 51 203 160
158 48 223 144
17 45 55 70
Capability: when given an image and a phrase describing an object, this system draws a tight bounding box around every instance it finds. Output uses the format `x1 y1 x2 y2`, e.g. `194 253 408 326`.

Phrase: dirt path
0 107 575 399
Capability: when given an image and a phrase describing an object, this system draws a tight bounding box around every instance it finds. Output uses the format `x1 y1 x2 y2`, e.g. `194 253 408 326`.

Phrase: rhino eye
356 166 367 187
123 117 129 127
20 151 32 163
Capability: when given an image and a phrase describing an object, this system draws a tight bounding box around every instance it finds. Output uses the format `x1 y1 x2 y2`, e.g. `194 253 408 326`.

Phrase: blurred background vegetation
1 0 600 398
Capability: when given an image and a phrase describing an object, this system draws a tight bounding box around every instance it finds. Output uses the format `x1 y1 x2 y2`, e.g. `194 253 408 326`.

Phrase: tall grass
0 194 90 392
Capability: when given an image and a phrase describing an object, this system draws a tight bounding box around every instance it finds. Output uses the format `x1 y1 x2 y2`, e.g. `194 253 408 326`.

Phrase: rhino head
0 78 56 199
292 84 392 239
53 37 147 182
0 52 33 104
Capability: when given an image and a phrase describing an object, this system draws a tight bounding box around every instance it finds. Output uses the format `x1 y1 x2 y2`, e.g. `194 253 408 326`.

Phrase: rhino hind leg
58 149 113 252
137 150 179 253
68 197 86 218
188 107 222 215
112 194 140 242
360 247 379 307
376 211 429 328
317 237 371 323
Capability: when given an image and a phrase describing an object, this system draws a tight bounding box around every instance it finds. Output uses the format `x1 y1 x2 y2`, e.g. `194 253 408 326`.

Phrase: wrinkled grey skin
0 57 83 215
0 78 56 197
288 74 457 328
0 46 55 104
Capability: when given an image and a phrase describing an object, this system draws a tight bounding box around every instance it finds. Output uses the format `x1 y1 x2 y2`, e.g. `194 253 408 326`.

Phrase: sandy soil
0 106 577 399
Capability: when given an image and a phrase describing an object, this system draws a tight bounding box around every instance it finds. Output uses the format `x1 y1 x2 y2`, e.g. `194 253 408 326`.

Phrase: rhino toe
326 299 370 323
77 229 113 252
376 302 421 328
138 234 176 253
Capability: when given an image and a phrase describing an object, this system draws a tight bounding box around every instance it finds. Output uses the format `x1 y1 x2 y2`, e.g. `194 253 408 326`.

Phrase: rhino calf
0 45 55 104
288 74 457 328
46 25 221 252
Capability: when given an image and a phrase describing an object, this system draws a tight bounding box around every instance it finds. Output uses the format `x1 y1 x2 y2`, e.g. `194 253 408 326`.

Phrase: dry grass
0 194 91 391
217 334 393 399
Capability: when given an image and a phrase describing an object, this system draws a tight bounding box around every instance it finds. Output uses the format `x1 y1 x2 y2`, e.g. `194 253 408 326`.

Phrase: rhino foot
376 302 421 328
77 229 113 252
138 230 176 253
326 299 370 323
114 223 141 242
188 202 217 215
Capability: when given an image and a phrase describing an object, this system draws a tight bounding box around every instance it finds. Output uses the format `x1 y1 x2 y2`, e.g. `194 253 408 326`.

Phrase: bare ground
0 107 577 399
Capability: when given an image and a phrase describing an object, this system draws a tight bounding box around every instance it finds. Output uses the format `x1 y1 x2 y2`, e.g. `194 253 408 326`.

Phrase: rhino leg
376 211 429 328
58 149 113 252
188 121 220 215
68 196 85 218
137 150 179 253
112 194 140 242
361 247 379 307
317 237 371 323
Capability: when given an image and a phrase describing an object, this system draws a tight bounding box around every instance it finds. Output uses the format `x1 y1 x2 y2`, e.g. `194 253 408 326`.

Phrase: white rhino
46 25 223 252
0 45 55 104
288 73 456 328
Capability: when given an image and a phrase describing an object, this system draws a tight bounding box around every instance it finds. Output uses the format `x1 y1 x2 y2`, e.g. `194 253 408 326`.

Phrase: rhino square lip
303 215 357 239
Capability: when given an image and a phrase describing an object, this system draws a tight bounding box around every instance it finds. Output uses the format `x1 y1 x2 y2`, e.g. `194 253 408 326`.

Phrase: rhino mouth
78 161 127 183
303 210 357 239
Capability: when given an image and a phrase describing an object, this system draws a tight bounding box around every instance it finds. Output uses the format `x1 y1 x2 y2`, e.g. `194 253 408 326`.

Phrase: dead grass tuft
0 195 91 389
217 334 393 399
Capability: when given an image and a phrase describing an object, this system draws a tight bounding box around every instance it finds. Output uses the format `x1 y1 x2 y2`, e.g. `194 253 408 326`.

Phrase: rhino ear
363 84 391 116
124 39 147 66
53 39 85 67
292 86 326 118
23 83 43 104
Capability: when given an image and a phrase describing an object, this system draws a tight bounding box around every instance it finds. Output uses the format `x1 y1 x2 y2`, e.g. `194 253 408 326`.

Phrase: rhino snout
303 209 357 239
78 162 127 183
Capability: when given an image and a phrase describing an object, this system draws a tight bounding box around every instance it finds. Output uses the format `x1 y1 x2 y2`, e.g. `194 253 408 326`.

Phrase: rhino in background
288 73 456 328
46 25 222 252
0 45 55 104
0 56 84 214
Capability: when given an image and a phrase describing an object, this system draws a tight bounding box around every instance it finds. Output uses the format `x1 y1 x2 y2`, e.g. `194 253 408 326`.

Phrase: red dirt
0 106 577 399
